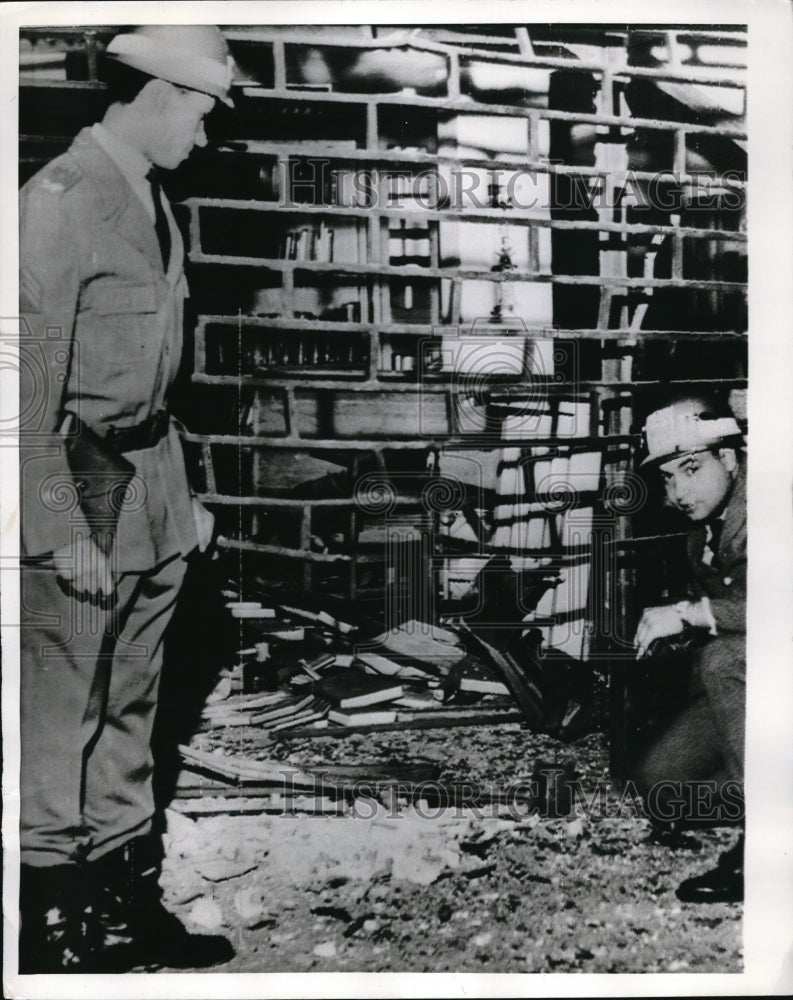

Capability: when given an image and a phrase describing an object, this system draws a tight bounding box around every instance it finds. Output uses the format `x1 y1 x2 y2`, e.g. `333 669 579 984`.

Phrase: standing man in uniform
19 25 235 971
632 394 746 903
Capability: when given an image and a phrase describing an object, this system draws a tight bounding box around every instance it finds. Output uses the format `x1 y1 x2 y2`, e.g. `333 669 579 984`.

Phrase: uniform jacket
687 463 747 635
19 127 198 570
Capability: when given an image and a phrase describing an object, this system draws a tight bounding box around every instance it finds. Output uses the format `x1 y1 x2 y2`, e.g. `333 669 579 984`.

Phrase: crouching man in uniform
632 394 746 903
18 26 235 971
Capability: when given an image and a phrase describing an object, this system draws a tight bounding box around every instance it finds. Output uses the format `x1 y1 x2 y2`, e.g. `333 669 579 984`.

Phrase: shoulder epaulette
33 156 83 197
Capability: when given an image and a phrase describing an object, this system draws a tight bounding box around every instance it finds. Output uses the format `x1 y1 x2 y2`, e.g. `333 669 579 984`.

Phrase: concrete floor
156 725 742 974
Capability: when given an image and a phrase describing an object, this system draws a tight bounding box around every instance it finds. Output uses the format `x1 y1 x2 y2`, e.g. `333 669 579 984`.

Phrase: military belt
104 410 171 453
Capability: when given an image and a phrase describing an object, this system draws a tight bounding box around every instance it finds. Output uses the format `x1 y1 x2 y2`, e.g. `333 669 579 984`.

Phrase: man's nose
195 123 208 148
671 475 691 505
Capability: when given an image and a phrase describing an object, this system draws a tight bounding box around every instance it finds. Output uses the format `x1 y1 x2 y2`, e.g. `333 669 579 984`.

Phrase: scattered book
272 698 330 731
392 689 444 710
449 656 512 698
312 671 403 709
317 610 356 634
374 619 462 656
244 622 306 641
228 605 277 619
355 651 434 681
459 675 510 697
328 707 398 727
249 694 314 725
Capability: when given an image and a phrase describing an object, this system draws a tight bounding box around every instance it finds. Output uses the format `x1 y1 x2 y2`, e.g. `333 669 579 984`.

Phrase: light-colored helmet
106 25 234 106
641 395 742 468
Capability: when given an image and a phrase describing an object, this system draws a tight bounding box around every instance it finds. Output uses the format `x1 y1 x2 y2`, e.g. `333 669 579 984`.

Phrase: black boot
676 833 744 903
19 863 90 973
87 837 234 971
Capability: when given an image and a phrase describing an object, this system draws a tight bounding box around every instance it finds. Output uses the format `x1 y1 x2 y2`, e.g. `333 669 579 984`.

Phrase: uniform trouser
20 553 187 867
634 632 746 826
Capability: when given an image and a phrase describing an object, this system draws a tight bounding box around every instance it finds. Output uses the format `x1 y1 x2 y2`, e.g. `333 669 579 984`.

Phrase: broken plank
172 796 347 816
275 710 525 739
173 780 535 812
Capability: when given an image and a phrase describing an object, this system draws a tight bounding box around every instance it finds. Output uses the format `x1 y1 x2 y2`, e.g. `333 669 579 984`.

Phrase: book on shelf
279 222 335 264
328 168 375 210
284 227 311 261
389 218 431 267
312 671 404 709
312 221 334 263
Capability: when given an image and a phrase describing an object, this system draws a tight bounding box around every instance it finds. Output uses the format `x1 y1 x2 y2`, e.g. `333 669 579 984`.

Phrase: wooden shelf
191 373 747 391
189 253 744 292
236 85 746 138
19 78 745 139
200 493 428 508
185 431 635 449
211 142 746 192
195 315 746 341
188 199 746 243
19 25 748 621
224 25 745 86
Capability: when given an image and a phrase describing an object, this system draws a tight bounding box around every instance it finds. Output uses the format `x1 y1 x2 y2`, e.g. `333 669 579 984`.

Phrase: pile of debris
167 564 603 841
190 574 599 748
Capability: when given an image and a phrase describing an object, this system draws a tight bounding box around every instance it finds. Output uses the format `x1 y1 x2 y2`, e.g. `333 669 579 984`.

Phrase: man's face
659 449 736 522
145 85 215 170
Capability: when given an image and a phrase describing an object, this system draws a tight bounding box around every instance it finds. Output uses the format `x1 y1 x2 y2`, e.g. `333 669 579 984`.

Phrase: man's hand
634 604 685 659
674 598 717 634
191 496 216 554
52 535 115 603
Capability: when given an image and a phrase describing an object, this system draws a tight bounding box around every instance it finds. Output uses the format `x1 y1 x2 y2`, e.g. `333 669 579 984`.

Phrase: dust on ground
158 724 742 973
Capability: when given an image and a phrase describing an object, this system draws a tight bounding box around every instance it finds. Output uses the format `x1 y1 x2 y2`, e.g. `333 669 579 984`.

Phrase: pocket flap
89 281 158 315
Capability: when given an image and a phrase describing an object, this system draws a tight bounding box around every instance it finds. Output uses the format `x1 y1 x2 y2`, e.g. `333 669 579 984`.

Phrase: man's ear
138 77 172 112
717 447 738 473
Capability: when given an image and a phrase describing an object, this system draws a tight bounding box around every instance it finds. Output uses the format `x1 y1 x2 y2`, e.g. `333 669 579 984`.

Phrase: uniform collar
68 128 164 270
90 122 152 191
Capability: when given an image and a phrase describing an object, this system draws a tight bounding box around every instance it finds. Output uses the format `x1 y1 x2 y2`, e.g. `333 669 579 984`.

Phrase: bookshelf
19 25 748 661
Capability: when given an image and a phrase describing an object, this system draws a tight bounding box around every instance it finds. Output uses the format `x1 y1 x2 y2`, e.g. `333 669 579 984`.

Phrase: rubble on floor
158 727 742 974
198 577 598 745
152 582 742 973
162 802 515 892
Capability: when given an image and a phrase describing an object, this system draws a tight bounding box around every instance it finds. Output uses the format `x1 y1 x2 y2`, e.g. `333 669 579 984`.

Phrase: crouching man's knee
634 765 745 827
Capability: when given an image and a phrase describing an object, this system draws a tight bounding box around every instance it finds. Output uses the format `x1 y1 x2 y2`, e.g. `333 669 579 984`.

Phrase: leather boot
676 833 744 903
87 837 234 971
19 863 90 973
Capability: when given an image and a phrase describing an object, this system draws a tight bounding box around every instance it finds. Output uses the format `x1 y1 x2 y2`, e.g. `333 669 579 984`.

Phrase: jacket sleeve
689 521 747 635
19 172 92 557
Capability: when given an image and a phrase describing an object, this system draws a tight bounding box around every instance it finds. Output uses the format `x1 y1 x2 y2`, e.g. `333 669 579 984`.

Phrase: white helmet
106 25 234 106
641 396 742 468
